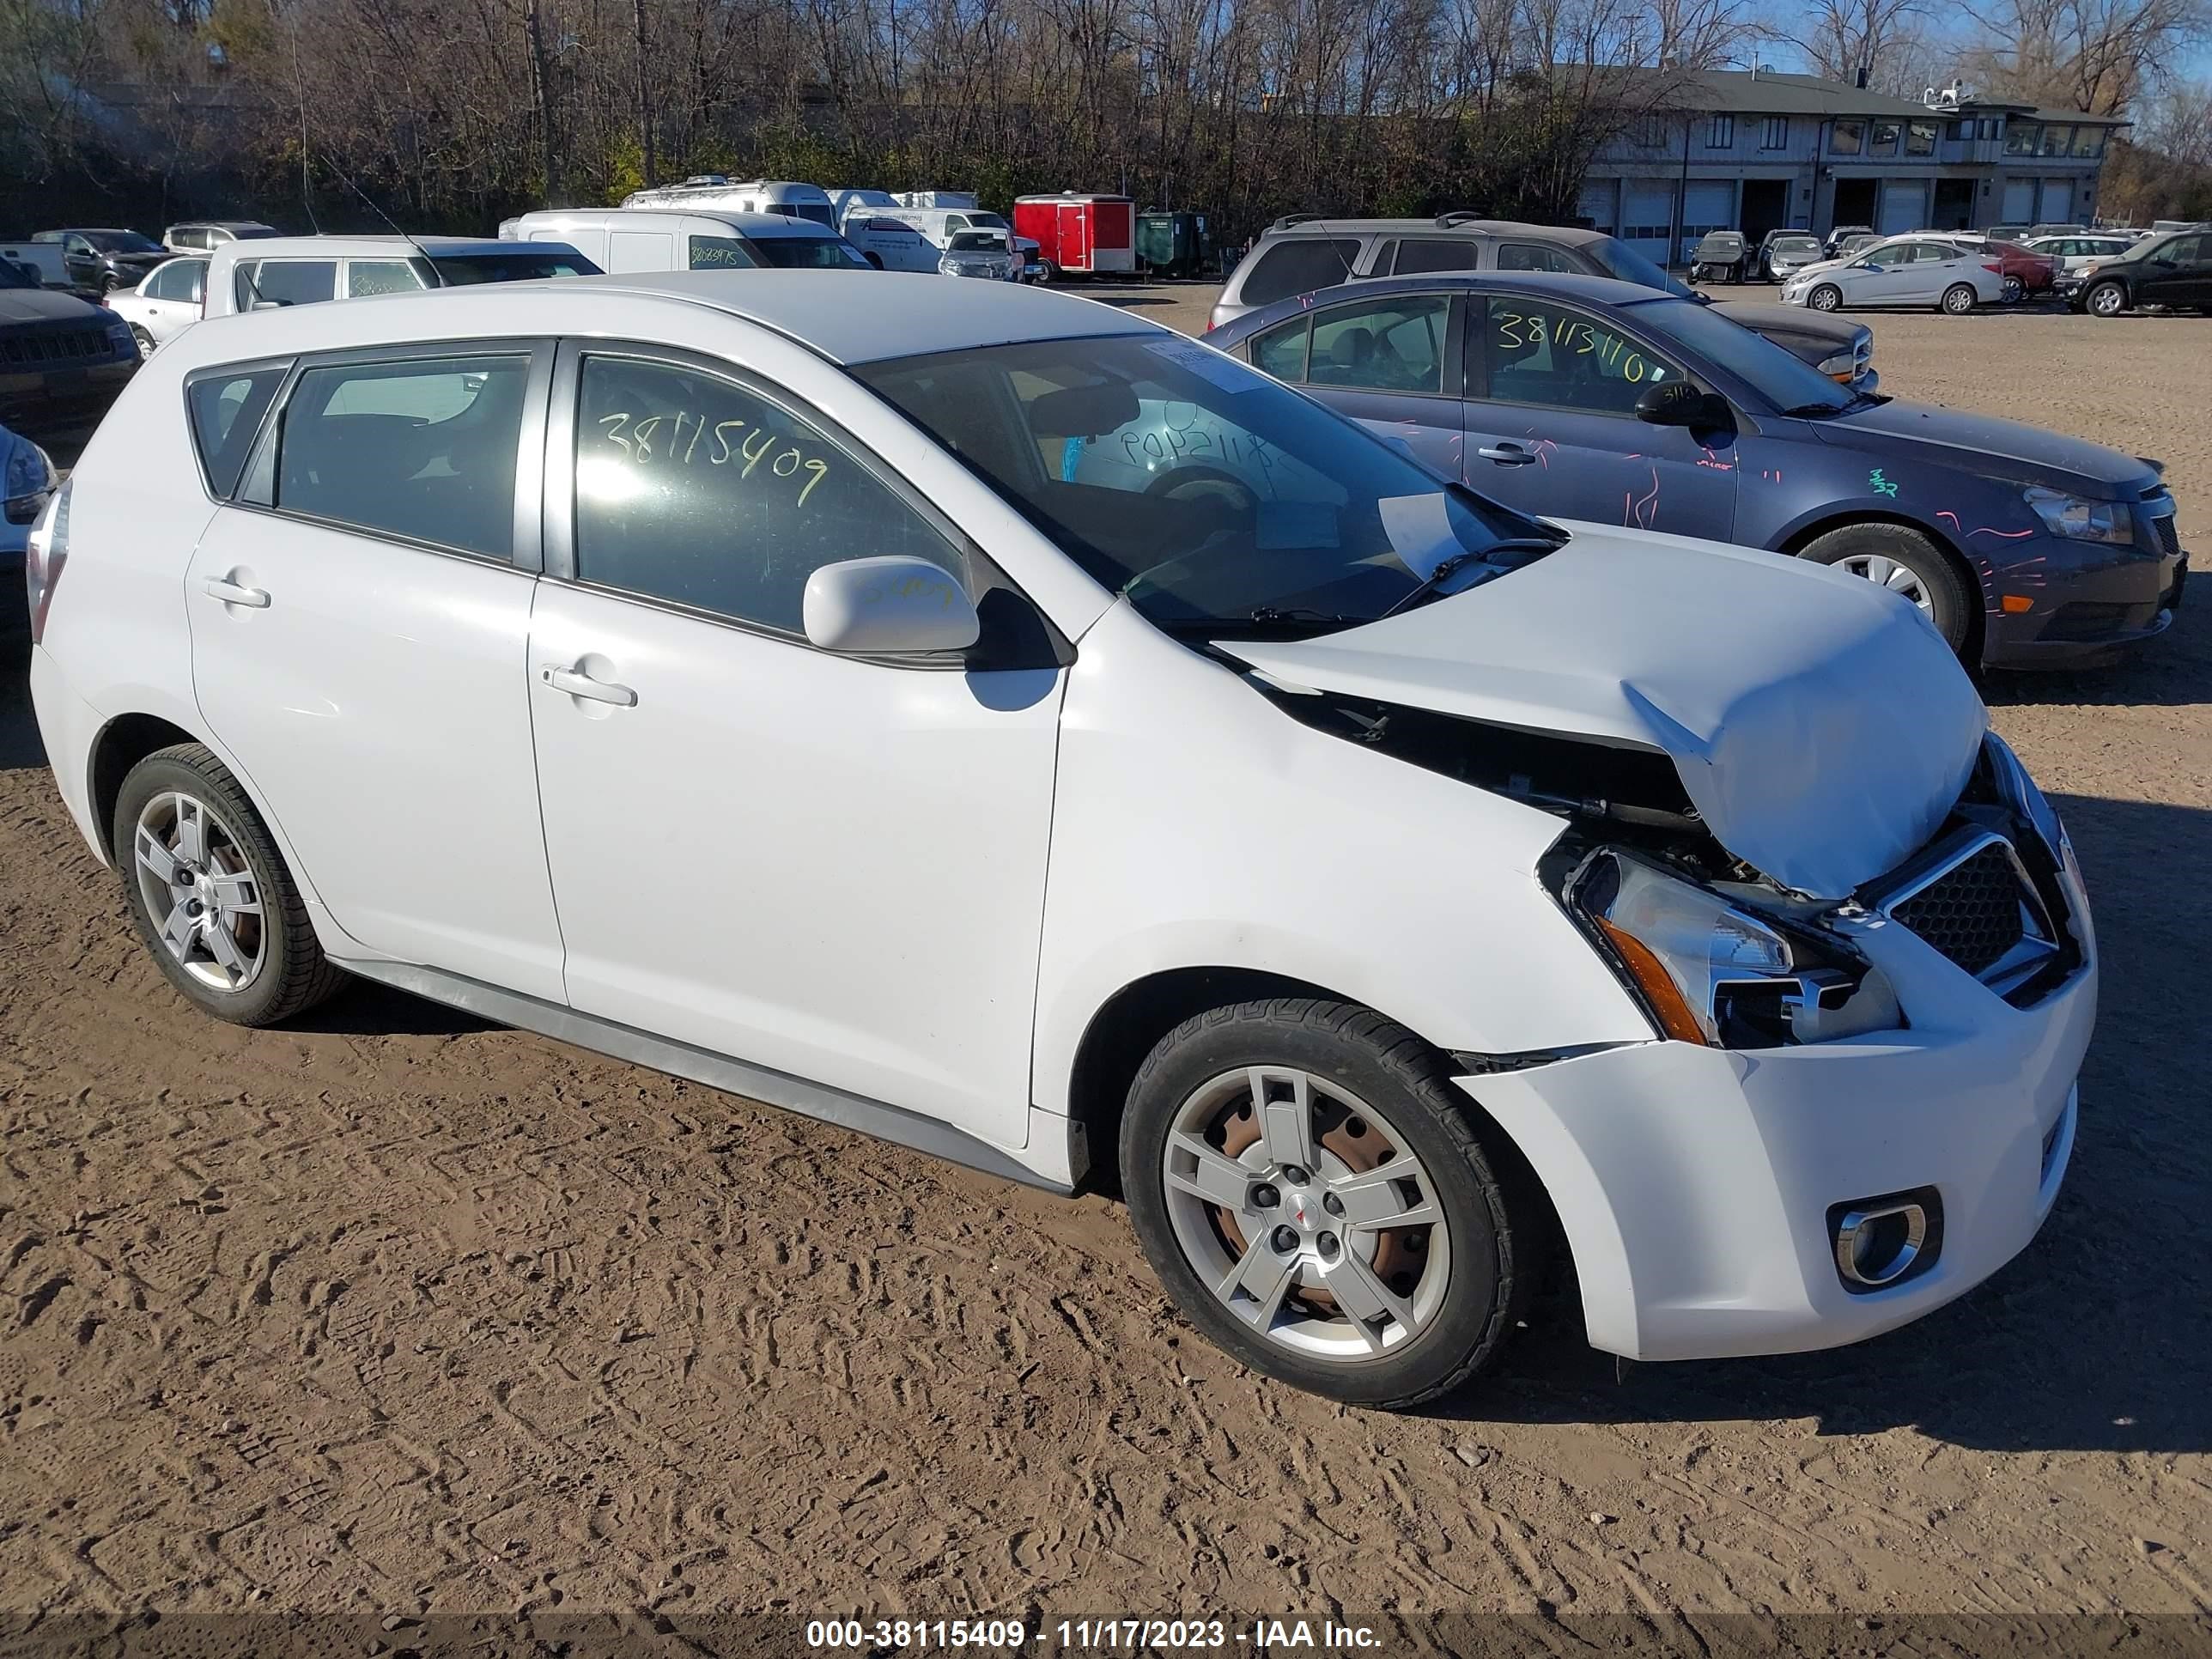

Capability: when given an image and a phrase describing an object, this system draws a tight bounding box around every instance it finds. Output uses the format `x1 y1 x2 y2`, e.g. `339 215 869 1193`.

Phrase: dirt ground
1 290 2209 1653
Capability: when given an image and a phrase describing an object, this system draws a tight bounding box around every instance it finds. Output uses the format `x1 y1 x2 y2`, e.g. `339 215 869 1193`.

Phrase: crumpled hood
1218 522 1988 899
1815 398 2155 497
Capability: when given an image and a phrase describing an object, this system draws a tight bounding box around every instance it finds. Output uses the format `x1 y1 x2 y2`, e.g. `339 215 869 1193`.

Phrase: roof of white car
515 208 843 240
211 234 524 261
177 270 1156 367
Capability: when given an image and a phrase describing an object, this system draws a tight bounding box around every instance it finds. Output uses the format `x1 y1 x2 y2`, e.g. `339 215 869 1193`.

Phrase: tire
1798 522 1974 654
2085 279 2128 318
129 324 154 356
112 743 346 1027
2000 274 2025 305
1120 999 1535 1409
1808 283 1843 312
1941 283 1978 314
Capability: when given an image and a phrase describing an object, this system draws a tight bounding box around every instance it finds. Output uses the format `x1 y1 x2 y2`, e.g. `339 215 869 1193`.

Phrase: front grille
2153 514 2180 561
1891 842 2028 977
0 325 111 367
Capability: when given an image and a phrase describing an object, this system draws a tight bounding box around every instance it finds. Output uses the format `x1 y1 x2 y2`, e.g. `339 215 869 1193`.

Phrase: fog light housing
1828 1187 1942 1291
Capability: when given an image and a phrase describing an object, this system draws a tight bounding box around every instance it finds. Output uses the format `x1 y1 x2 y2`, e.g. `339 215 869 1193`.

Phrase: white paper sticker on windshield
1378 493 1463 574
1256 501 1340 550
1147 335 1262 392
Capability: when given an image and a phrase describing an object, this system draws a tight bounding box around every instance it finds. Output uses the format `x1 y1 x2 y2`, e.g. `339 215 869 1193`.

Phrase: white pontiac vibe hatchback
27 272 2094 1407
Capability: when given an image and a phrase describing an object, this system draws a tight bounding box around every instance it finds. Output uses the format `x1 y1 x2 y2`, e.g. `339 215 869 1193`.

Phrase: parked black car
0 257 139 423
33 228 168 294
2070 223 2212 316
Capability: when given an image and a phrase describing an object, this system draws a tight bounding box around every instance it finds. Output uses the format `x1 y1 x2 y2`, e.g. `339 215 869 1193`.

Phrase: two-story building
1577 70 2131 264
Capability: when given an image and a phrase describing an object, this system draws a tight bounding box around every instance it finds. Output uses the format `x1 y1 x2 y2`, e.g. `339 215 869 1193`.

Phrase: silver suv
1211 214 1874 383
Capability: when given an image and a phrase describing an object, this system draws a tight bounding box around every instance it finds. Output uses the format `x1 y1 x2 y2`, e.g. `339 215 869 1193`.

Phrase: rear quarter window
185 367 288 498
1238 240 1361 306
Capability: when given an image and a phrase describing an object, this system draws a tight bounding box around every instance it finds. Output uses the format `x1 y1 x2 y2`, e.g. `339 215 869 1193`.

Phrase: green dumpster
1135 211 1213 277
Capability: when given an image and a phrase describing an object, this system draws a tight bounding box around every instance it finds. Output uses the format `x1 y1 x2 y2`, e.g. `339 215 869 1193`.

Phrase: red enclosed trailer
1012 194 1136 276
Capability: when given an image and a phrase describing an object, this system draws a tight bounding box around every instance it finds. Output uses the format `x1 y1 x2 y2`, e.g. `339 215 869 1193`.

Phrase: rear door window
689 235 763 270
186 366 288 497
1308 295 1449 393
270 354 532 558
346 259 422 298
1238 239 1361 305
1498 242 1581 273
1391 240 1476 275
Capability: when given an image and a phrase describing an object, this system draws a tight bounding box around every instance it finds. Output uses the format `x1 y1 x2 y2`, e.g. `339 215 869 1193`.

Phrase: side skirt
336 957 1074 1195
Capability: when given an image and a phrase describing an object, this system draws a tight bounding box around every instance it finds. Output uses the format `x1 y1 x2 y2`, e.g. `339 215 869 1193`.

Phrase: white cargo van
895 190 979 210
618 178 838 228
509 209 872 273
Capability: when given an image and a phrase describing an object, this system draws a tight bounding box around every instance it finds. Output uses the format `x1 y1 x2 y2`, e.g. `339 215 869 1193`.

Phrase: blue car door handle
1478 443 1537 465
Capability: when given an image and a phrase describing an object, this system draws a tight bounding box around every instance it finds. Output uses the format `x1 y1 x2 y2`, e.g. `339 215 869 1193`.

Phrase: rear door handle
203 576 270 607
541 664 638 708
1477 444 1537 466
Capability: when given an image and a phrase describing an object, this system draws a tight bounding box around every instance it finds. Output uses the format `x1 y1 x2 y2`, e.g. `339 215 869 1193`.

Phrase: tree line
1 0 2206 240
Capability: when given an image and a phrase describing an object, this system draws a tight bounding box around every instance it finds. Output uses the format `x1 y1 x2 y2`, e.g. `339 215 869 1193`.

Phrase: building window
1633 113 1668 147
1761 116 1788 149
1907 119 1936 155
2071 125 2105 157
1707 115 1735 149
1831 118 1864 155
1871 118 1901 152
1948 119 1970 140
2039 125 2071 156
2005 121 2040 155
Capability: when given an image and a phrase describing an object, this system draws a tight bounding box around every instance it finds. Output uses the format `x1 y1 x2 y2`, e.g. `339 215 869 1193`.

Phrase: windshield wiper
1380 538 1562 619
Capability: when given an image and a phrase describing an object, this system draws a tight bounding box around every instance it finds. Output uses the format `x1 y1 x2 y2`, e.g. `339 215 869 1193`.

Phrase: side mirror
1635 381 1728 428
803 555 980 654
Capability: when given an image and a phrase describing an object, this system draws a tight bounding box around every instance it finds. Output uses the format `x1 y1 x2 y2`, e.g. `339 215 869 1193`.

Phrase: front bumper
1468 900 2094 1362
1981 511 2186 669
0 356 136 424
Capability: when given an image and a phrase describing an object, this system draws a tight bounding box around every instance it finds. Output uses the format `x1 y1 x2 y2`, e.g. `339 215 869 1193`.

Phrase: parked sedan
105 256 210 355
1925 234 2057 303
28 270 2094 1408
1208 271 2185 667
1756 231 1826 283
938 228 1019 281
1783 237 2003 313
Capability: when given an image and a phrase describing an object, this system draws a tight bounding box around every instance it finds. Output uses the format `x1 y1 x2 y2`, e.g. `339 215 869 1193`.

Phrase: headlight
4 438 54 501
1570 849 1899 1048
2023 484 2132 545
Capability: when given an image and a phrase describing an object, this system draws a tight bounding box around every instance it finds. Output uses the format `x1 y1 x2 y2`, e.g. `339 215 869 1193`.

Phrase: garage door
1622 181 1674 259
1879 181 1925 235
2040 179 2074 222
1680 180 1735 260
1578 179 1619 234
2001 178 2037 223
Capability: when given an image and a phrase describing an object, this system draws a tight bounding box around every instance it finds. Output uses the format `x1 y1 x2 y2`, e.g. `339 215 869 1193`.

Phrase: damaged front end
1251 676 2085 1054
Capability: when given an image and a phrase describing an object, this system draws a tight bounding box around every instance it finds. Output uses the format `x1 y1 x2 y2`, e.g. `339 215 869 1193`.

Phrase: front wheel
2085 280 2128 318
1941 283 1978 314
1799 522 1973 653
1120 1000 1534 1408
1807 283 1843 312
129 323 154 356
113 743 346 1026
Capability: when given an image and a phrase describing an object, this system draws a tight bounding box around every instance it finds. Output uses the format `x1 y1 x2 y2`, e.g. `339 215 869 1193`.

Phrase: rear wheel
1120 999 1534 1408
2000 274 2025 305
1941 283 1978 314
1799 522 1973 653
2085 279 2128 318
113 744 346 1026
1808 283 1843 312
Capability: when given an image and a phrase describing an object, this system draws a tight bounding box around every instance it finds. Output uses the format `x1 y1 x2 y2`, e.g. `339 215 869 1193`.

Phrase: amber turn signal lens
1593 915 1713 1046
2001 594 2034 615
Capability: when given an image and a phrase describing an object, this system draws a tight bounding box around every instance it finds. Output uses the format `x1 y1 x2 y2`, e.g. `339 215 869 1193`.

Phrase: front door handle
541 664 638 708
1477 444 1537 466
203 576 270 608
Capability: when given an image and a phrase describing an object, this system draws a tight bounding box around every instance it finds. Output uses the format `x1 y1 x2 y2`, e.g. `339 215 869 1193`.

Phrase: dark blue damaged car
1204 271 2185 668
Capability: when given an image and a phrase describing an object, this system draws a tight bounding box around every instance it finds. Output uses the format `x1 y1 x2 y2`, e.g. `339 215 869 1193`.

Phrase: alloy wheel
1837 552 1933 615
1159 1066 1451 1362
2089 283 2125 316
131 791 267 993
1809 286 1841 312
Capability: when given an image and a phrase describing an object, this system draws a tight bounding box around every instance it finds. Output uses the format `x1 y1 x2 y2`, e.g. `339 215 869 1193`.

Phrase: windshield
1771 236 1821 255
1586 236 1694 298
948 232 1006 252
0 258 34 289
428 252 599 284
1628 297 1856 414
963 212 1010 230
83 230 161 253
751 235 870 270
856 334 1549 633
